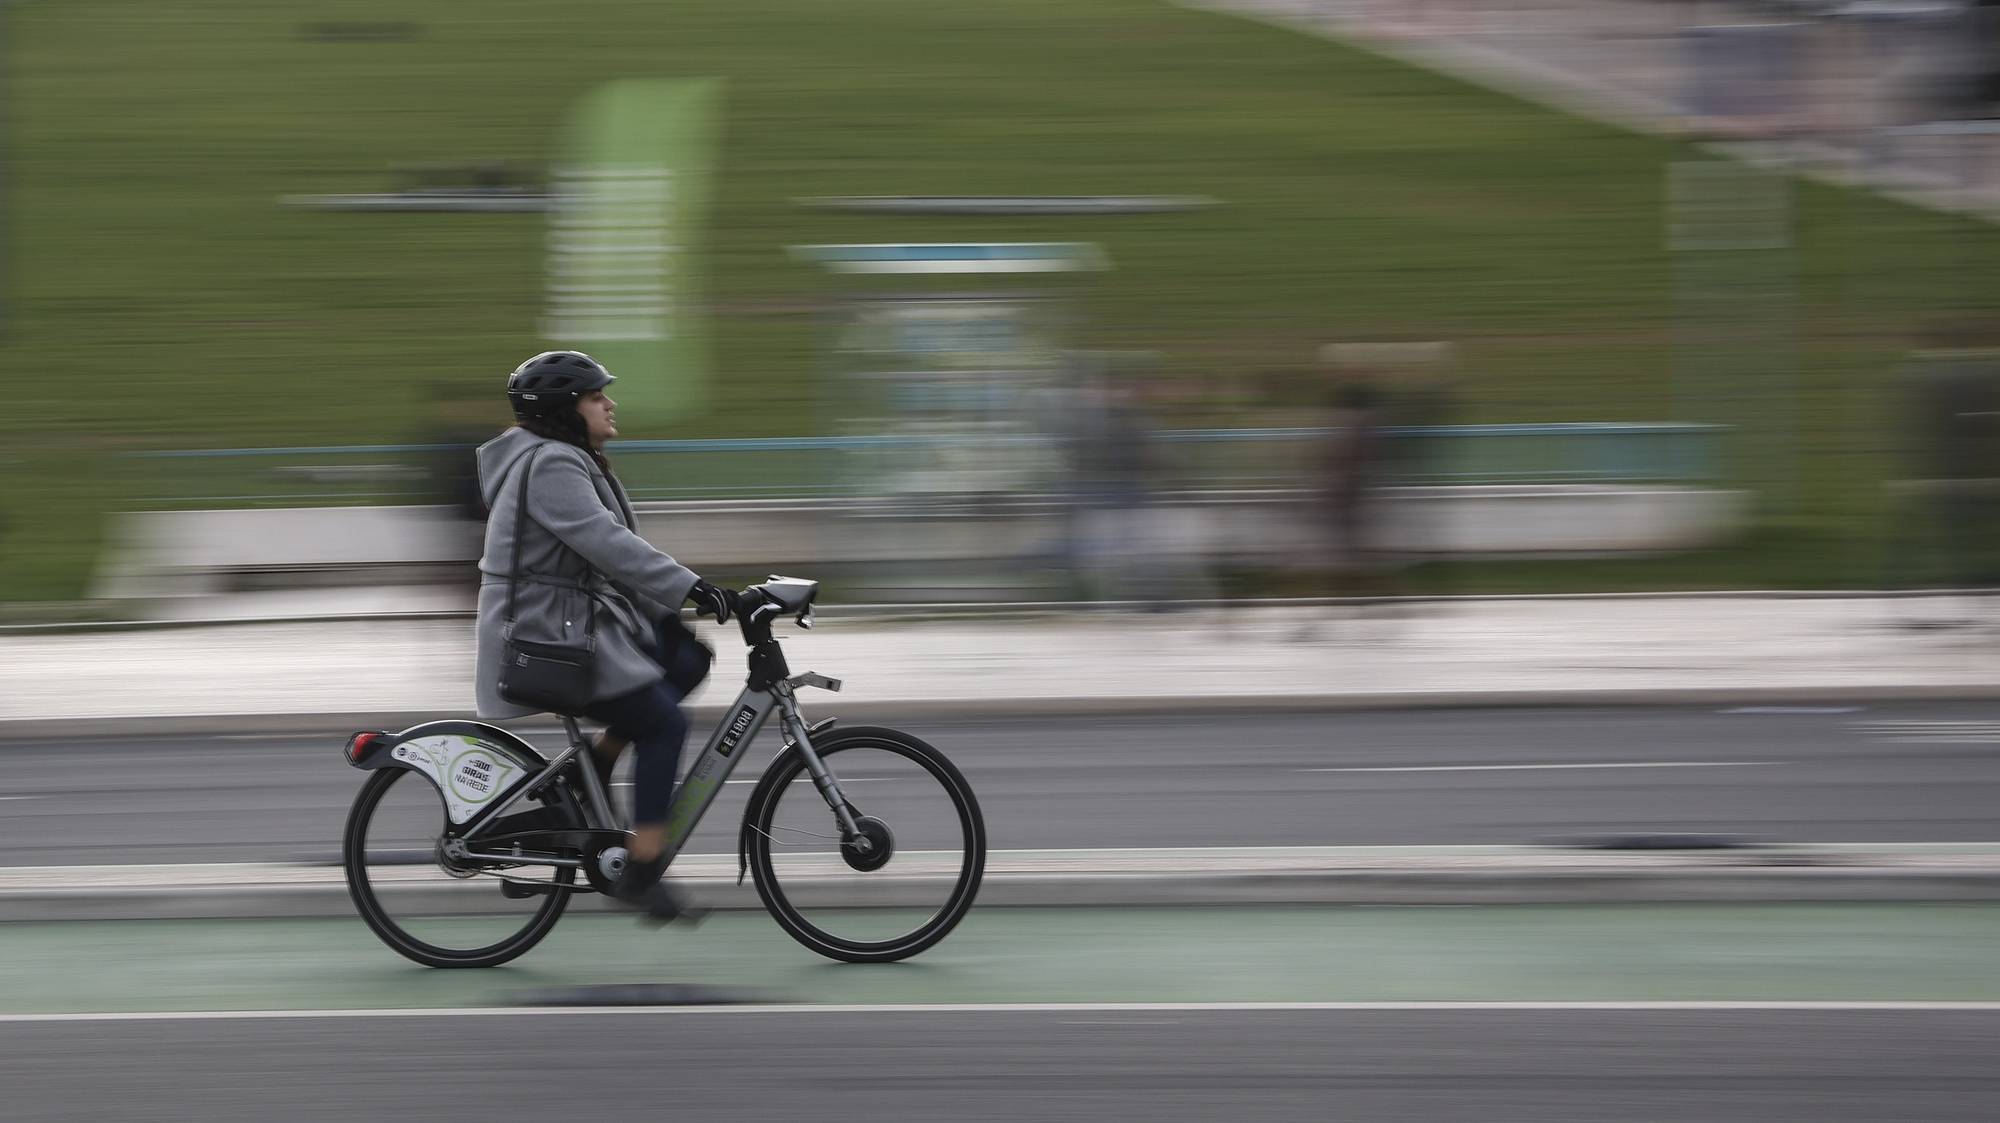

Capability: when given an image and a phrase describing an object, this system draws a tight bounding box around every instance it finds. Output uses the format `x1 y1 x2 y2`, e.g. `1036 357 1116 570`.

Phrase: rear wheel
342 767 579 968
745 727 985 963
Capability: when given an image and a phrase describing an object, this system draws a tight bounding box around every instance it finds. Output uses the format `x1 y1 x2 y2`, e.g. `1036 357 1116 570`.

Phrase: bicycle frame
658 678 857 866
452 660 854 877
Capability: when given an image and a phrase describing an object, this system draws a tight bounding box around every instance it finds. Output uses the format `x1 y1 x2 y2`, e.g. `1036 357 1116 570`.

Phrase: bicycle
339 576 986 968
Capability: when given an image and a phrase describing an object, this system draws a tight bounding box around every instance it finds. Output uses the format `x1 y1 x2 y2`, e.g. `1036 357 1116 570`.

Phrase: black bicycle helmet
505 351 616 420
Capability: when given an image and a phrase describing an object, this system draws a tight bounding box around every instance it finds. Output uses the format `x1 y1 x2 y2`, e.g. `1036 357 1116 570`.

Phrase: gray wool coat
473 427 702 719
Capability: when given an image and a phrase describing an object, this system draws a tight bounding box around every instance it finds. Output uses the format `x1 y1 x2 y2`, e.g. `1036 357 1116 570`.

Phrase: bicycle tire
342 767 577 969
744 725 985 963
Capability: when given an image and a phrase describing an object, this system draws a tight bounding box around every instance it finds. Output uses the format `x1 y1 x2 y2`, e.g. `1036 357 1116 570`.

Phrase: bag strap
501 447 542 628
502 446 599 640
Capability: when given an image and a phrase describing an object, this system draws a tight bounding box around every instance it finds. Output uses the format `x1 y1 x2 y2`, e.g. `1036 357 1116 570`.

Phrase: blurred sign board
793 242 1107 498
543 78 719 426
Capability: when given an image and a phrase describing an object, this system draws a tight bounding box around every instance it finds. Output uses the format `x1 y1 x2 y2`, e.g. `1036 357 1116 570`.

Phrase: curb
8 850 1999 922
5 684 1999 741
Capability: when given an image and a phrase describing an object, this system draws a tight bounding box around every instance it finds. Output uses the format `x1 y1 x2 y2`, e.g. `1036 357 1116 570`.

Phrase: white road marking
1854 720 2000 744
1722 706 1862 715
0 796 42 802
1857 720 2000 727
4 1001 2000 1024
1299 762 1776 774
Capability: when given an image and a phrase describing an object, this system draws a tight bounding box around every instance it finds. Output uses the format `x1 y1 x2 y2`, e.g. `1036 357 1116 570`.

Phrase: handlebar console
736 576 820 639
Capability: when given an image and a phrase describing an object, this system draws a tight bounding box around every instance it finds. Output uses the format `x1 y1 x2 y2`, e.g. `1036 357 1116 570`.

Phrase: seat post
560 715 587 748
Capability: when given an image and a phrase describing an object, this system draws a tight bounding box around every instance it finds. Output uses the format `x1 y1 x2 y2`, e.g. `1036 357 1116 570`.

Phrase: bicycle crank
584 843 630 895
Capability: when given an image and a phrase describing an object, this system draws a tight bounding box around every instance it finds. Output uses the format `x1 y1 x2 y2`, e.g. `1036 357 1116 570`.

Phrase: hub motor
840 816 895 872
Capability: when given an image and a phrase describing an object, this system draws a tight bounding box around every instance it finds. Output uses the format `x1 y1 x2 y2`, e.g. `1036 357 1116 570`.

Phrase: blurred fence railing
119 423 1728 508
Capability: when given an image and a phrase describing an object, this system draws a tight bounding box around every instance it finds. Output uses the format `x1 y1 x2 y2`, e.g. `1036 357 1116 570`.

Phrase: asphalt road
5 1007 1997 1122
3 703 1999 865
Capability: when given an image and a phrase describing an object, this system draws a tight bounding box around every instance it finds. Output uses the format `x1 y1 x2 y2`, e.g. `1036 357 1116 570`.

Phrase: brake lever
796 606 815 630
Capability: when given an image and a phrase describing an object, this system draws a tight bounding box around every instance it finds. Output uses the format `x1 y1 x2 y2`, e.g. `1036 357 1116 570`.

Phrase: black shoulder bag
496 447 599 713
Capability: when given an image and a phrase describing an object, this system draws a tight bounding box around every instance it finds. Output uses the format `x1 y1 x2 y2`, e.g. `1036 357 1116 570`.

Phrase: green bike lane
7 903 2000 1014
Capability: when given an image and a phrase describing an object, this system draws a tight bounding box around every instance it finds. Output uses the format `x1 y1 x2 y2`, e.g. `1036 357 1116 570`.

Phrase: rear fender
348 720 552 826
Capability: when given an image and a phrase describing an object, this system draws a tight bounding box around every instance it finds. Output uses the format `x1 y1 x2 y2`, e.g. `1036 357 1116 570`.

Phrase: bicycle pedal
499 880 554 900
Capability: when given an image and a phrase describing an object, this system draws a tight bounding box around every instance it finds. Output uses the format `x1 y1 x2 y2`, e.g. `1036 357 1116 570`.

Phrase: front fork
734 677 867 885
774 681 863 841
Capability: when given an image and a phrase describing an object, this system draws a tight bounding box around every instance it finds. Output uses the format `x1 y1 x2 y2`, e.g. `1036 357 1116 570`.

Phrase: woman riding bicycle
473 350 736 921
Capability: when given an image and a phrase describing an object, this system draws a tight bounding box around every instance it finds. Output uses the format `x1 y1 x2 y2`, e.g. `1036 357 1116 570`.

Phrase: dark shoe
608 853 665 901
608 855 708 927
629 880 711 928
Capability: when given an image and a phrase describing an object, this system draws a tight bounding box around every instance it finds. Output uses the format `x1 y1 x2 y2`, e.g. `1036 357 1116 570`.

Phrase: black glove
686 578 738 624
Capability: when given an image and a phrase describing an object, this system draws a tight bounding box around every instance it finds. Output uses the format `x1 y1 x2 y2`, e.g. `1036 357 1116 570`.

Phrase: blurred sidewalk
3 596 1999 735
1191 0 2000 217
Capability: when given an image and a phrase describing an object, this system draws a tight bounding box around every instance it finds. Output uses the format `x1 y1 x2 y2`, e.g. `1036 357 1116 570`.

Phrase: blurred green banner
543 78 719 427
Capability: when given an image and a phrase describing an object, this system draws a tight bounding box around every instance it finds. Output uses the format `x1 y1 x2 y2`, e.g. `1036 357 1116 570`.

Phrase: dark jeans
581 619 712 826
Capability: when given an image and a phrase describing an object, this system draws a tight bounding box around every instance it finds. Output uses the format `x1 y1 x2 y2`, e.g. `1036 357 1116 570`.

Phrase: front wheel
744 726 985 963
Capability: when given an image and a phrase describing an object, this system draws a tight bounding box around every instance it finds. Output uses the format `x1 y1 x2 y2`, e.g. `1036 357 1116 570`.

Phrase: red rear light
345 731 385 763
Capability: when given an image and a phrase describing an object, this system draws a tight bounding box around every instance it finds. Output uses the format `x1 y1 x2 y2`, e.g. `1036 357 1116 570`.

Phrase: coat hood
476 426 555 509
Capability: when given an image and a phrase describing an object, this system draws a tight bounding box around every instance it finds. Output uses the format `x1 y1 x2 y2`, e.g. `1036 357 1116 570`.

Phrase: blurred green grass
1 0 1995 603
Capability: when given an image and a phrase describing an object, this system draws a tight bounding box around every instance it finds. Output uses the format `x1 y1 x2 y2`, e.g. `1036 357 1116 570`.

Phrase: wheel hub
841 816 895 872
434 837 479 879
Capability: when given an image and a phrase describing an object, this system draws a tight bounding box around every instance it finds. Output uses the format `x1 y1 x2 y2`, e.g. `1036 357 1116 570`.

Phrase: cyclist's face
578 390 618 446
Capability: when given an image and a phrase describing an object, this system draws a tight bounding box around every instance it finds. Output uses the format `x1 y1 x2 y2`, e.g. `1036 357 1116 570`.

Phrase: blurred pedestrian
1375 342 1460 597
1070 368 1158 605
1295 341 1460 640
1137 370 1224 609
1318 371 1389 584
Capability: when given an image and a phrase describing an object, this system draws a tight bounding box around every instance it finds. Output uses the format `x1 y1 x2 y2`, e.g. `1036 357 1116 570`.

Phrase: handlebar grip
736 587 788 629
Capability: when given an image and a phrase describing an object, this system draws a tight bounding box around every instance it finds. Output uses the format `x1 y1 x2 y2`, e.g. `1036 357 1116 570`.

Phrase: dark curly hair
519 406 616 480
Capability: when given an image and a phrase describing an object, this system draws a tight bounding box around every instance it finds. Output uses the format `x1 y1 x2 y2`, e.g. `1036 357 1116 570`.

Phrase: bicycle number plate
390 735 529 824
